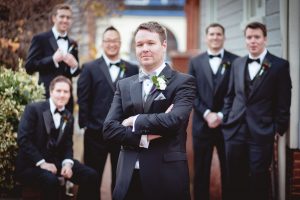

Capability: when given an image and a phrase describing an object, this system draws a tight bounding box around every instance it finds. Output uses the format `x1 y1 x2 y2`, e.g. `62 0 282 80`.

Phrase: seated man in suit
15 76 100 200
103 21 196 200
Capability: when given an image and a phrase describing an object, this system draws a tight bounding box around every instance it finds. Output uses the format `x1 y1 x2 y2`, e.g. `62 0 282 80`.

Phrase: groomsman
103 21 196 200
222 22 292 200
15 76 100 200
189 23 238 200
77 26 138 195
25 3 80 113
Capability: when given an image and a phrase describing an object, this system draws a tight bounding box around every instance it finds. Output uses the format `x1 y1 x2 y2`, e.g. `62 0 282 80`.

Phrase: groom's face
135 29 166 71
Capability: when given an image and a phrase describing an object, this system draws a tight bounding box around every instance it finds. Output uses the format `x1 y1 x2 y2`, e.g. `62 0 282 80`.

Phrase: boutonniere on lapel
68 40 78 52
221 61 231 75
151 75 167 91
119 63 127 78
61 112 71 130
258 60 271 76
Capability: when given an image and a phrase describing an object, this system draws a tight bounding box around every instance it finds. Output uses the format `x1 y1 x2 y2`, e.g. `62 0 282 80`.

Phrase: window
243 0 265 23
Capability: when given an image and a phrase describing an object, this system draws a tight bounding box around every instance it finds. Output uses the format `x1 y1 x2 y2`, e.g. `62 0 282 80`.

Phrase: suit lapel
42 102 53 135
239 57 247 98
49 31 58 52
143 64 172 113
130 77 144 115
213 51 230 95
248 52 272 100
98 57 115 91
202 53 214 90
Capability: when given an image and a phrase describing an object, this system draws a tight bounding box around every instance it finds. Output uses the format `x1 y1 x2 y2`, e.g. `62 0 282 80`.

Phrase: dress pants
84 128 120 194
124 169 144 200
193 127 227 200
16 160 100 200
225 123 273 200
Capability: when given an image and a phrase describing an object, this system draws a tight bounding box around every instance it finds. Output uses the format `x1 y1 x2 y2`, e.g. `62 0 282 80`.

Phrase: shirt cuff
62 159 74 168
217 112 224 120
53 57 59 68
203 109 211 118
139 135 150 148
36 159 45 167
70 66 78 74
132 115 139 132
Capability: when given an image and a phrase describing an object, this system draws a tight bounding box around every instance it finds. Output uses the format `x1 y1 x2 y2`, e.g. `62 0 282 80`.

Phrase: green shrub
0 60 45 192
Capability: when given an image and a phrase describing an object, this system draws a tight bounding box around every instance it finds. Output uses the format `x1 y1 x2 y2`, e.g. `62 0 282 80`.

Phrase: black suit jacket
189 50 238 138
16 100 74 173
103 64 196 200
77 56 138 131
25 30 80 96
222 52 292 143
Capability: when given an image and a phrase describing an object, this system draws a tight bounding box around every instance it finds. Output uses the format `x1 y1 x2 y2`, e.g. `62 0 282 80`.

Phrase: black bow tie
247 58 260 64
54 108 65 115
109 62 121 67
208 54 221 59
57 35 68 40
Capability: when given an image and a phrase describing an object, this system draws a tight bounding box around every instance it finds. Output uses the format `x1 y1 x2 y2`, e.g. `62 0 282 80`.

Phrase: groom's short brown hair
134 21 167 44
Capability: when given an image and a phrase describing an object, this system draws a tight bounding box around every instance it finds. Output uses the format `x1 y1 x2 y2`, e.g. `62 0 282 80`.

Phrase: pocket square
154 92 166 101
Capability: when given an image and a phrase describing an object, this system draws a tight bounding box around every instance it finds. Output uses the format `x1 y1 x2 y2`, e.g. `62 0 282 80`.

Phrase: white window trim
241 0 266 29
206 0 217 25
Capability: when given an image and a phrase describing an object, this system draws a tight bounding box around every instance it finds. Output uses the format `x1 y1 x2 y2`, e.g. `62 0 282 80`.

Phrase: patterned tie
138 71 156 82
138 71 156 102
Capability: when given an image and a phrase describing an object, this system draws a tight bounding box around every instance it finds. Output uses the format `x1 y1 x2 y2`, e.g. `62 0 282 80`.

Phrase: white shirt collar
248 48 268 63
52 26 67 40
49 98 65 115
141 62 166 76
207 49 224 58
103 53 121 67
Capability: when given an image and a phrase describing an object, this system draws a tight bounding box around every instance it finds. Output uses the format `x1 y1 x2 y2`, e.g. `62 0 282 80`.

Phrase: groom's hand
122 116 135 127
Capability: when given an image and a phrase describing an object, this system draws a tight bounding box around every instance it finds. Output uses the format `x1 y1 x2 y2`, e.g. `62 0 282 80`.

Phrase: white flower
157 77 167 90
152 75 167 91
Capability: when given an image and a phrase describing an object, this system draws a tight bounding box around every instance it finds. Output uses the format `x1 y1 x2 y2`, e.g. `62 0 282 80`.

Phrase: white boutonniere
119 63 127 78
221 61 231 75
151 75 167 90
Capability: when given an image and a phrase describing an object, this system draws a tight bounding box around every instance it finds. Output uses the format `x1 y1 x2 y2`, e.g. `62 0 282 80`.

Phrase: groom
103 21 196 200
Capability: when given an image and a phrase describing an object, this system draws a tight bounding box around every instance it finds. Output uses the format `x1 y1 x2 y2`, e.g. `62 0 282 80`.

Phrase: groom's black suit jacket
103 64 196 200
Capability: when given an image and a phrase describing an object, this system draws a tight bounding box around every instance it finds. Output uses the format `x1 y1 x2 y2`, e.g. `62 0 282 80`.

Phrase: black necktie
109 62 121 67
247 58 260 64
57 35 68 40
54 108 65 116
209 54 221 59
